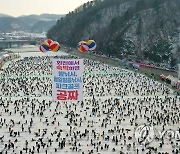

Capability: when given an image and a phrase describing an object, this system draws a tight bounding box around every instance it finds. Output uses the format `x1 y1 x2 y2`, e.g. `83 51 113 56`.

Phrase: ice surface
0 49 179 154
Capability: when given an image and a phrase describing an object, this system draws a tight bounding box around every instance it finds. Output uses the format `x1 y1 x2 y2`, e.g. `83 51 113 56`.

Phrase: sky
0 0 90 17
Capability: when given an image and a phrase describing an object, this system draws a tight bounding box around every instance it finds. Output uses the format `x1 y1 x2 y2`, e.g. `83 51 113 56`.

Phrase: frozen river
0 46 179 154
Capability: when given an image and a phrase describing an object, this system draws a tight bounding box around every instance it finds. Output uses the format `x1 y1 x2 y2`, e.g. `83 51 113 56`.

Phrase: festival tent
160 75 179 88
170 76 178 87
165 75 172 84
132 62 140 69
160 74 167 80
132 62 155 68
2 54 11 61
164 75 179 87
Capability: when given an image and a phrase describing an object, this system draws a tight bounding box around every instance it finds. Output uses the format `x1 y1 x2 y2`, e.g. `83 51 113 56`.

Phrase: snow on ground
5 46 68 58
0 49 179 154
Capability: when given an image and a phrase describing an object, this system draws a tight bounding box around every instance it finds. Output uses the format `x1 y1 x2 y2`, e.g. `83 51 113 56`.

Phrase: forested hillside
47 0 180 65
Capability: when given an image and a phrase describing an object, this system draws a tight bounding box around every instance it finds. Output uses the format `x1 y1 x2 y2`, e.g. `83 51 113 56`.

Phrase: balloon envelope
39 41 49 53
78 41 89 52
45 39 53 46
50 41 60 52
87 40 96 51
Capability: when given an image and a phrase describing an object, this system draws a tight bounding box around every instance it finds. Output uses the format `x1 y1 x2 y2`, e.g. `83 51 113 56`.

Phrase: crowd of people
0 53 179 154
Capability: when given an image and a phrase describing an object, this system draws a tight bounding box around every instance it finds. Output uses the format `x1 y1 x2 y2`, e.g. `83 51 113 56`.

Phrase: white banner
52 59 84 101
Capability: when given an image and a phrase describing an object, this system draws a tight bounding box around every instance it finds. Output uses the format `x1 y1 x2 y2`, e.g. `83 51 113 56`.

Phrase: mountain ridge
0 13 65 33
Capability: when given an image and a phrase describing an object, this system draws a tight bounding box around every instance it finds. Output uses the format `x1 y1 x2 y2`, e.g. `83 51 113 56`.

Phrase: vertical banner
52 59 84 101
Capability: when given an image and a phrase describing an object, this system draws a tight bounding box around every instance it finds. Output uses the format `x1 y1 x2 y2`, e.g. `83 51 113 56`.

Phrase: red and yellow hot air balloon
77 41 89 52
50 41 60 52
45 39 53 46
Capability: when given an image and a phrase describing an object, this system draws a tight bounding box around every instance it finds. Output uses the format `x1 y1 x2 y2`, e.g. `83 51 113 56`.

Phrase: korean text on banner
52 59 84 101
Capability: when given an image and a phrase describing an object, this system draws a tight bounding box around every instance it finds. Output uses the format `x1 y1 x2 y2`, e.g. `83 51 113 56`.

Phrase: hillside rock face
47 0 180 65
83 1 134 38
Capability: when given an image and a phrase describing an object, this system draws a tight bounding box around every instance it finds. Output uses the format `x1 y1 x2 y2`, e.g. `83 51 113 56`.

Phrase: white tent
2 54 10 61
167 75 178 87
171 77 178 87
3 54 10 58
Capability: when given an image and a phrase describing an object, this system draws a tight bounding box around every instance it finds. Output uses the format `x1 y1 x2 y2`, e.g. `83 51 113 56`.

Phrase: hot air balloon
39 41 50 53
77 41 89 52
87 40 96 51
45 39 53 46
50 41 60 52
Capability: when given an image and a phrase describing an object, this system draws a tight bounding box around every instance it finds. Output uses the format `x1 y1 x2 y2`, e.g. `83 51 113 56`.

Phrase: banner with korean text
52 59 84 101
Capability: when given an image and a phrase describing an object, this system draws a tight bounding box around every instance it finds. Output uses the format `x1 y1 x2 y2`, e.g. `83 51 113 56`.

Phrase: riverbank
64 48 179 94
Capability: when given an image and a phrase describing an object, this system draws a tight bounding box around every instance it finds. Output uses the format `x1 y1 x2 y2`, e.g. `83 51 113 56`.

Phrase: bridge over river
0 40 37 48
